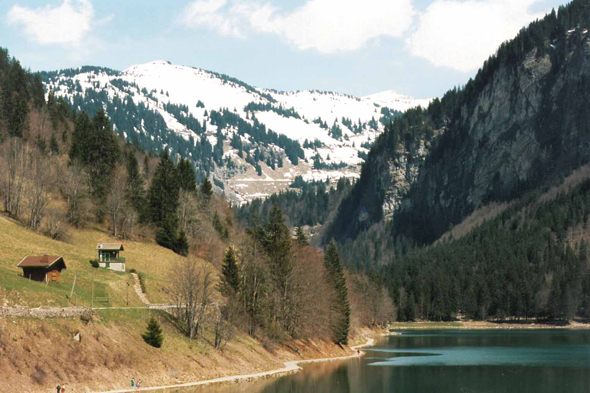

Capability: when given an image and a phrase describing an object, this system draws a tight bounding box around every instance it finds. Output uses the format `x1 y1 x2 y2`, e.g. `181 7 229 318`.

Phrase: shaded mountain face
328 24 590 246
41 61 428 204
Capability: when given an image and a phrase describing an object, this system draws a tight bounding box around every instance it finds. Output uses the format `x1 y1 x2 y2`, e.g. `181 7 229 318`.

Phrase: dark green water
194 330 590 393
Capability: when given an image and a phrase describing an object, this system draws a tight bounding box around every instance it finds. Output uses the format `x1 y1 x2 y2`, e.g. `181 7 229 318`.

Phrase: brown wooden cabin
17 255 67 282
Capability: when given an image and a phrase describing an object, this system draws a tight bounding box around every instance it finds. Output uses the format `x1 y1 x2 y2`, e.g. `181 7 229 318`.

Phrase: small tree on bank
142 316 164 348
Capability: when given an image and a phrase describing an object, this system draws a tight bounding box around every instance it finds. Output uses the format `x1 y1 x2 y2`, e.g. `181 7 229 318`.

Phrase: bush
142 317 163 348
138 272 147 294
89 259 99 268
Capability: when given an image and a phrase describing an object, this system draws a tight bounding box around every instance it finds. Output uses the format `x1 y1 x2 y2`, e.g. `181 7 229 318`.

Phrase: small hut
17 255 67 282
96 243 125 271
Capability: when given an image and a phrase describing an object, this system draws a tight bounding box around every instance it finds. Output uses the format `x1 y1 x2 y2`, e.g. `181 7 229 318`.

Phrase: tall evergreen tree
200 176 213 200
147 150 180 225
263 204 293 331
86 110 121 201
221 247 240 296
175 230 189 256
125 150 146 215
177 158 197 191
156 214 179 251
324 241 350 345
295 226 308 246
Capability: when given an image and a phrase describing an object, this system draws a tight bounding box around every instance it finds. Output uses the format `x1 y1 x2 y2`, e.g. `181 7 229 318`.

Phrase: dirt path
97 337 375 393
131 273 150 305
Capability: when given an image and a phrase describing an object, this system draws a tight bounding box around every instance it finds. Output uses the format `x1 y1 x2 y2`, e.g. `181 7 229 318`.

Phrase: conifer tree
125 150 146 215
143 154 150 178
87 109 121 201
156 214 179 251
263 204 293 331
177 158 197 191
324 241 350 345
221 247 240 296
175 230 189 256
200 176 213 200
142 317 164 348
148 150 179 225
68 109 120 215
49 134 59 155
295 226 308 246
69 111 91 161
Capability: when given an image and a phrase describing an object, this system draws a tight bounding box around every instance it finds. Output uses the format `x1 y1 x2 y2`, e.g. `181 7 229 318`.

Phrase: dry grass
0 212 202 307
0 309 364 392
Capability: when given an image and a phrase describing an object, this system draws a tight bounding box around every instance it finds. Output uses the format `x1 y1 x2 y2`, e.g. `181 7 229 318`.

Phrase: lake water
186 330 590 393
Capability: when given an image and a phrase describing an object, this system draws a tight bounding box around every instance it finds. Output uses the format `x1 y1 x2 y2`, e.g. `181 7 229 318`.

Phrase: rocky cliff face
329 29 590 245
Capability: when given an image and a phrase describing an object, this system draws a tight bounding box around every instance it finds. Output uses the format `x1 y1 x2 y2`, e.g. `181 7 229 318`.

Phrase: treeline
381 181 590 322
244 102 301 119
210 108 304 165
236 177 354 229
0 48 45 138
65 87 218 174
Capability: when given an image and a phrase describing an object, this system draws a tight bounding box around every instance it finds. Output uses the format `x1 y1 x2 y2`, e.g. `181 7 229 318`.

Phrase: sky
1 0 571 99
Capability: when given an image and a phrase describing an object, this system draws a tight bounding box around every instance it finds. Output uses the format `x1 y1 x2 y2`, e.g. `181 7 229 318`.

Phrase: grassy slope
0 214 367 391
0 213 190 308
0 305 361 392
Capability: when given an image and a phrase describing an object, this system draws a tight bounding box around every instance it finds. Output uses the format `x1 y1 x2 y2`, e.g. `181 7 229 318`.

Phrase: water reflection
174 330 590 393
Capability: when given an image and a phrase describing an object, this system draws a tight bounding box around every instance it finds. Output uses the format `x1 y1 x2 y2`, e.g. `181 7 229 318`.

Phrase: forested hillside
382 174 590 321
318 0 590 322
329 0 590 245
235 176 354 236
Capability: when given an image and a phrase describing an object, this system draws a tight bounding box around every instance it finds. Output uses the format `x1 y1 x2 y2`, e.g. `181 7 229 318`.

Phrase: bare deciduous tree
178 189 199 237
1 138 27 217
59 162 88 227
25 153 53 230
239 238 268 337
119 205 139 239
168 257 215 339
106 166 127 237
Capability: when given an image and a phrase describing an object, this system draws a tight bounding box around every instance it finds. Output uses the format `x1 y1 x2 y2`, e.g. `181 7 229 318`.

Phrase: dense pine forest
382 178 590 321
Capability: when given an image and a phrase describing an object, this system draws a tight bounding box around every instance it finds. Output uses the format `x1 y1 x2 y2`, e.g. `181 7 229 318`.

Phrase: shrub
138 272 147 294
142 317 163 348
89 259 99 268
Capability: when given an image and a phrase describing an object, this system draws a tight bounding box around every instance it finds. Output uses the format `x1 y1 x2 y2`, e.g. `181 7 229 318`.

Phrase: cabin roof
17 255 65 268
96 243 124 251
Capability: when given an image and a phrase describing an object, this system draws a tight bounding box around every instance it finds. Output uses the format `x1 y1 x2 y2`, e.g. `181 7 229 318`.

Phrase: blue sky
1 0 570 98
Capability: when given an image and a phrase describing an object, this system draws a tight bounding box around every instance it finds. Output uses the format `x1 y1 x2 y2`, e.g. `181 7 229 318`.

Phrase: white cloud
7 0 95 47
407 0 546 73
181 0 415 53
181 0 244 37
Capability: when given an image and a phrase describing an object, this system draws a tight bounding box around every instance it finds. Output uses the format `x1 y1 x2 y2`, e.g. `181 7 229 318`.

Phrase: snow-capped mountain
42 60 430 204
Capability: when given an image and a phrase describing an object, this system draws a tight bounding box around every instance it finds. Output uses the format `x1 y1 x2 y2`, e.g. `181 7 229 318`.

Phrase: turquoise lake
190 330 590 392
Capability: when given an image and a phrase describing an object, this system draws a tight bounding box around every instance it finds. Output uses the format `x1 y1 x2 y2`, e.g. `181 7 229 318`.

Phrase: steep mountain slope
42 62 428 204
328 2 590 247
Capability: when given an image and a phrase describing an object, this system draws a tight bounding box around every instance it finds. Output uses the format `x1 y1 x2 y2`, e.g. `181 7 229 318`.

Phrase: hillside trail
131 273 150 305
97 336 375 393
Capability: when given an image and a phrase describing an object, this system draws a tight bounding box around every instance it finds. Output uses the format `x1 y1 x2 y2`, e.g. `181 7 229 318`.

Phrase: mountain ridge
42 60 429 204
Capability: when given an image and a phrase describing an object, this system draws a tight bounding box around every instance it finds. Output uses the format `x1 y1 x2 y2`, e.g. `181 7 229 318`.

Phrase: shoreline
388 320 590 330
97 337 375 393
